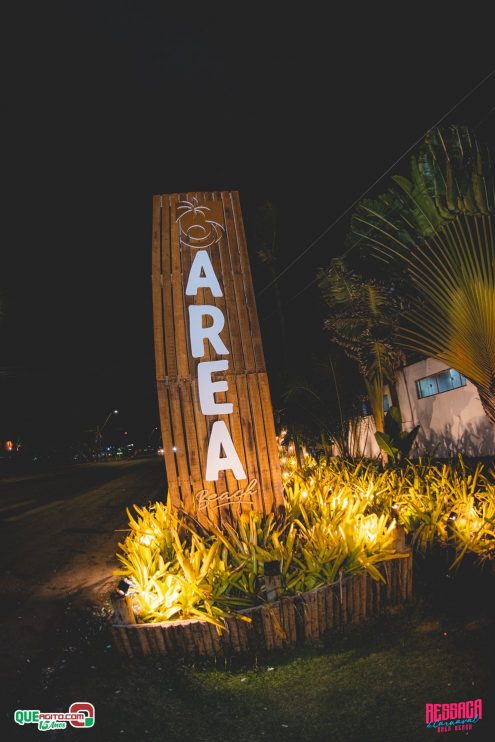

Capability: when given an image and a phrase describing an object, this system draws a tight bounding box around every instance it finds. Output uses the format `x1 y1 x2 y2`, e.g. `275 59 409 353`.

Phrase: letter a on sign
185 251 223 297
152 191 284 526
206 421 247 481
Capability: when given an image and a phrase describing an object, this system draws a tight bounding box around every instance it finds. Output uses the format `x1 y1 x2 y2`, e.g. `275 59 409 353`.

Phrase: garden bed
110 550 412 659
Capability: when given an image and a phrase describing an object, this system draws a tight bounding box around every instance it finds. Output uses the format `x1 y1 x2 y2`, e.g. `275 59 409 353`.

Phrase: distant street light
94 409 119 457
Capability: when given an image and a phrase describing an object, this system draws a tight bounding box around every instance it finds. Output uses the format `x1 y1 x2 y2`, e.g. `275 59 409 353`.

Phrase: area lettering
177 199 246 483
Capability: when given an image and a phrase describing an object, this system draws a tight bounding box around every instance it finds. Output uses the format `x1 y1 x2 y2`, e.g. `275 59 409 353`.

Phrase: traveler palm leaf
348 126 495 422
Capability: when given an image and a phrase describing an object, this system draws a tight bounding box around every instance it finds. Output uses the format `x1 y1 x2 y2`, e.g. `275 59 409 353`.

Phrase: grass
13 556 495 742
9 456 495 740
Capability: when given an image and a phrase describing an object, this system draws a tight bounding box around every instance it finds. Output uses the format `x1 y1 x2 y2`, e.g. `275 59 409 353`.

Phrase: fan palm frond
347 125 495 422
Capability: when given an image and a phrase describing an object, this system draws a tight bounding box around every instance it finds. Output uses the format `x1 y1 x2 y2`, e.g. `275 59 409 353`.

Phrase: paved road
0 458 165 700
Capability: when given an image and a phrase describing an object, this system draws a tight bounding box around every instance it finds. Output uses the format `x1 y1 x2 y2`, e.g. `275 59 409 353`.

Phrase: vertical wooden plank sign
152 191 284 527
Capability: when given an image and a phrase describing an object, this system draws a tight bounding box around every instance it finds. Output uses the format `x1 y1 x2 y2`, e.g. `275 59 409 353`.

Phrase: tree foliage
346 125 495 423
318 258 404 434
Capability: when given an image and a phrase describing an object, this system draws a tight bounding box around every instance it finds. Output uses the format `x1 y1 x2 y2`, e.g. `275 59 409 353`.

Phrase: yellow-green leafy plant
449 486 495 567
117 453 495 629
117 504 253 628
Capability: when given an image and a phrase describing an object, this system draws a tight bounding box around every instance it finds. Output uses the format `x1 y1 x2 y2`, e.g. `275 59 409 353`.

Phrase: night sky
2 3 494 453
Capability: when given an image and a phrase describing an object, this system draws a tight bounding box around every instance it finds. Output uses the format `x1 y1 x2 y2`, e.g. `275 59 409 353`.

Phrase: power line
260 86 495 325
255 67 495 300
260 275 319 324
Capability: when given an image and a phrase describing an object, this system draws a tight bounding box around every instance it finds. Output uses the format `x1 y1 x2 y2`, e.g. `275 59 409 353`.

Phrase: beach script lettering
195 479 258 512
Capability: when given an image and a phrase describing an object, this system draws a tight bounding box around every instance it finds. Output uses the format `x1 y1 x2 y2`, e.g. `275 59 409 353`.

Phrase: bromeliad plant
116 461 406 628
374 406 419 465
449 491 495 567
391 457 495 563
117 454 495 629
117 501 255 628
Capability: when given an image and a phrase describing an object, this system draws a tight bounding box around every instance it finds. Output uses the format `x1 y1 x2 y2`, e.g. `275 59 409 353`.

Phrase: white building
350 358 495 459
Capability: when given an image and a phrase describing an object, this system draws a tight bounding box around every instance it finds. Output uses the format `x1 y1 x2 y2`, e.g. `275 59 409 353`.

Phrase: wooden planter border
110 551 412 659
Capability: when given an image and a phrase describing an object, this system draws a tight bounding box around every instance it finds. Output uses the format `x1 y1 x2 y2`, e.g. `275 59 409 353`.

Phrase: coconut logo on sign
177 197 224 250
177 199 247 484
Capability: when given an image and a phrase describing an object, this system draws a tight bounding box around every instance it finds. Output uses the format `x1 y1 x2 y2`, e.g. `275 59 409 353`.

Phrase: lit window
416 369 466 399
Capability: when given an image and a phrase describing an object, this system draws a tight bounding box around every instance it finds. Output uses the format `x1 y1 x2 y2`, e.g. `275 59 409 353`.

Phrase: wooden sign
152 191 284 526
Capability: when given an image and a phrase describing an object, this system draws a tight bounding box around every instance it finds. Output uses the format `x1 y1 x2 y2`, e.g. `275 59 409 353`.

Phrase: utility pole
94 409 119 459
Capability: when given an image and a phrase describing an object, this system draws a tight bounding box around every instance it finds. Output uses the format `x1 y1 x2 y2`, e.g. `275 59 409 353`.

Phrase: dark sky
2 2 494 450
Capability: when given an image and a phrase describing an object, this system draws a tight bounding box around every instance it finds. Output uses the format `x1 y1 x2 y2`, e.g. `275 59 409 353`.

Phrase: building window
362 395 391 416
416 369 467 399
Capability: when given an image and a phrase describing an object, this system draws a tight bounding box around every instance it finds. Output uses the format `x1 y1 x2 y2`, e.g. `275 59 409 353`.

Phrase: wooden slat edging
257 372 284 511
156 382 180 508
167 383 192 505
160 196 177 378
246 374 275 514
110 554 413 658
152 196 166 383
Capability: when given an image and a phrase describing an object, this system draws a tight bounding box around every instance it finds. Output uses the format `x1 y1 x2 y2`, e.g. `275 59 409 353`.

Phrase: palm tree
348 125 495 423
318 258 405 436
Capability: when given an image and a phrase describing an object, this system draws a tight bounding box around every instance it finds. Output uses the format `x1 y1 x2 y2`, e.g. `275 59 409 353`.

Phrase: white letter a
185 250 223 297
205 421 246 481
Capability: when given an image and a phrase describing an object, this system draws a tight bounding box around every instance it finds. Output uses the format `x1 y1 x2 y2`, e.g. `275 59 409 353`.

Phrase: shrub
116 454 495 628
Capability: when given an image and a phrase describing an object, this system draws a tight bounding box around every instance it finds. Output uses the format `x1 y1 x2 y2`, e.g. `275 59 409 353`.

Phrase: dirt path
0 458 165 715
